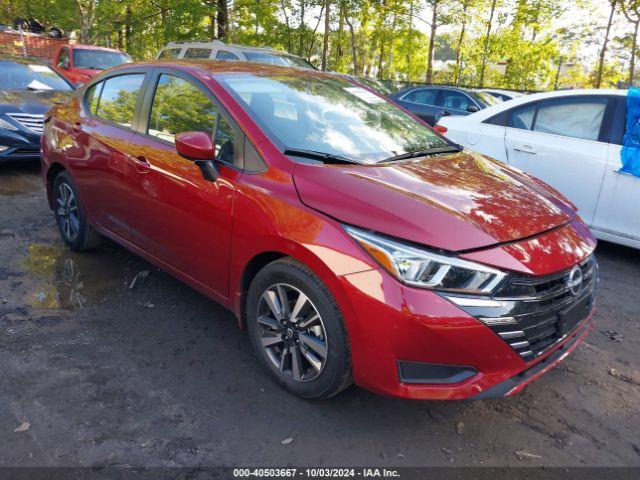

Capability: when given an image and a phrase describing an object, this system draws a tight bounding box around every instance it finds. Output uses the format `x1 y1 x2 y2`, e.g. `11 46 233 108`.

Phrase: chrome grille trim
510 340 530 349
498 330 525 339
6 113 45 133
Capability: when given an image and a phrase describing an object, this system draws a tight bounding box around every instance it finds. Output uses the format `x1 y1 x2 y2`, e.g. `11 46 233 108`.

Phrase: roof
163 40 279 53
67 43 128 53
111 58 334 79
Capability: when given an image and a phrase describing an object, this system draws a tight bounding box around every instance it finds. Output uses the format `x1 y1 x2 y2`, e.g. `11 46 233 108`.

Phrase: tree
478 0 498 88
425 0 439 83
74 0 97 42
595 0 617 88
621 0 640 86
321 0 330 70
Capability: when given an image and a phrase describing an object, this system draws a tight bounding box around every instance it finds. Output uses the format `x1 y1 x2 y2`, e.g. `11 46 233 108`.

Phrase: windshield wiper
382 144 463 163
284 148 362 165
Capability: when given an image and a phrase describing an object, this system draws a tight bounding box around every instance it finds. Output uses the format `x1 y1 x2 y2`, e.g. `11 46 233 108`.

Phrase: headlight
344 226 507 294
0 118 18 131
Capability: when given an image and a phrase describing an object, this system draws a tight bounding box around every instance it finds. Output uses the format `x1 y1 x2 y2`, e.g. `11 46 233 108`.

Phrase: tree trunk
217 0 228 39
321 0 330 71
407 0 414 80
298 0 305 56
125 5 132 53
630 20 639 86
377 0 388 80
479 0 498 88
343 2 358 75
595 0 617 88
454 1 469 86
425 0 439 83
74 0 97 43
281 0 293 52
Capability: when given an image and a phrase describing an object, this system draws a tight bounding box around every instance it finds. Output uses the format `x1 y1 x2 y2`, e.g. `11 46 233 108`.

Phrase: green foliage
0 0 628 90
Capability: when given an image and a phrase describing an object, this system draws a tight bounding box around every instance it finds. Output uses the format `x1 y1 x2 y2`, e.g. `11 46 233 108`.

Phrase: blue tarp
621 87 640 177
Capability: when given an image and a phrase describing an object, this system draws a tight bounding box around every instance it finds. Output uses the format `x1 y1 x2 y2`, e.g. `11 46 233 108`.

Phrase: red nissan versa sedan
41 60 598 400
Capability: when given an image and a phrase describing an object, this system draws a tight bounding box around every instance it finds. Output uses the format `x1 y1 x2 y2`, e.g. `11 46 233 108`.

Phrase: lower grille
484 255 597 360
6 113 45 133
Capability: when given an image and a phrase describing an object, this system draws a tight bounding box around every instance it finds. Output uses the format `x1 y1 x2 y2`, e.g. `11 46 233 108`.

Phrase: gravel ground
1 162 639 468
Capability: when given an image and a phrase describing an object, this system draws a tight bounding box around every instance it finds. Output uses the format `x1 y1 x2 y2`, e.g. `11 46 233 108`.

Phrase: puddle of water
21 243 130 311
0 165 42 196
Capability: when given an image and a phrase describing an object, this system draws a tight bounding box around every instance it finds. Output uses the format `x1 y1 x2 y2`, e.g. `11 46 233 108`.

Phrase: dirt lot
1 162 639 468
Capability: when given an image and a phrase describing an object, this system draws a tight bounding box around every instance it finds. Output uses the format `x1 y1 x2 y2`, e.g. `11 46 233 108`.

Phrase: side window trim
82 70 152 134
138 68 244 170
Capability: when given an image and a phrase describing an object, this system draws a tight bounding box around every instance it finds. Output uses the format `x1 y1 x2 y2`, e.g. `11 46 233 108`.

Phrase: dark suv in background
390 85 498 125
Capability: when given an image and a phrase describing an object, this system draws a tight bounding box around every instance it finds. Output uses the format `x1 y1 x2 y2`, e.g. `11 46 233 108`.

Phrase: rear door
124 69 241 297
69 71 149 239
592 95 640 247
504 95 612 225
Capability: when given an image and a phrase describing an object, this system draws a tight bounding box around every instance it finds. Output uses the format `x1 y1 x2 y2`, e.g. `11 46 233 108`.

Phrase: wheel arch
45 162 67 209
233 241 362 334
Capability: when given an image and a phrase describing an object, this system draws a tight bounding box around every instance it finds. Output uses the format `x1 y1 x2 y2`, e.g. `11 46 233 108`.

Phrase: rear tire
53 171 101 251
246 258 353 399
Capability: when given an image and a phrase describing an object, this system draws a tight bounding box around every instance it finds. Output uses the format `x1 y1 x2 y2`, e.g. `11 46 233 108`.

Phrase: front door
124 71 240 298
504 96 612 225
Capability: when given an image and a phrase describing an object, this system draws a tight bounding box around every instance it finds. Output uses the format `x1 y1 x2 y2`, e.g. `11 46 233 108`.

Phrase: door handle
513 144 537 154
126 154 151 172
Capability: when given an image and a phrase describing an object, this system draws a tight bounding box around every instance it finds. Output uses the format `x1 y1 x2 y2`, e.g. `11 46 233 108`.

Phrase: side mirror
175 131 219 181
467 105 480 113
61 60 69 70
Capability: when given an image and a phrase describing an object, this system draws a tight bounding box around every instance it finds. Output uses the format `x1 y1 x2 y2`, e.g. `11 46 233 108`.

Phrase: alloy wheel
256 283 328 382
55 183 80 241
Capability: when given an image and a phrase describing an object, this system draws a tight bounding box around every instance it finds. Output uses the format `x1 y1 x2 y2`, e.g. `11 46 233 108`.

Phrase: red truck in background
51 44 131 85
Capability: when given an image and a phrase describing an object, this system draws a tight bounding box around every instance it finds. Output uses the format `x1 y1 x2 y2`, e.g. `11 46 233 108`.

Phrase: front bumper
338 267 595 400
0 129 41 162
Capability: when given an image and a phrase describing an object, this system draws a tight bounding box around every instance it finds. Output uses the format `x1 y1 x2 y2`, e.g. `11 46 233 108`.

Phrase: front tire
246 258 353 399
53 171 101 251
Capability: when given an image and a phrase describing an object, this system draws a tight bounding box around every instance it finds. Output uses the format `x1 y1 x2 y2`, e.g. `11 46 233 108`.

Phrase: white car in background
476 88 523 102
436 89 640 249
156 40 316 70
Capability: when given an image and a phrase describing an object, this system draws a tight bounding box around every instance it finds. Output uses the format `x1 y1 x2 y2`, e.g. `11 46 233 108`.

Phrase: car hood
0 89 73 114
292 150 575 252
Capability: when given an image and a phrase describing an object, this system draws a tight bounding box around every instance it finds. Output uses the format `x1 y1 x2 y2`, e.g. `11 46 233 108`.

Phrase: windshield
73 50 131 70
218 74 449 164
0 60 72 91
243 52 316 70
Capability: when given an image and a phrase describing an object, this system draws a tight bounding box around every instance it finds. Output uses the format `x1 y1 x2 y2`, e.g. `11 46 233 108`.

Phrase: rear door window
158 48 180 59
401 88 438 106
94 74 145 128
184 48 212 59
215 50 240 61
85 81 104 114
510 103 537 130
533 98 607 141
